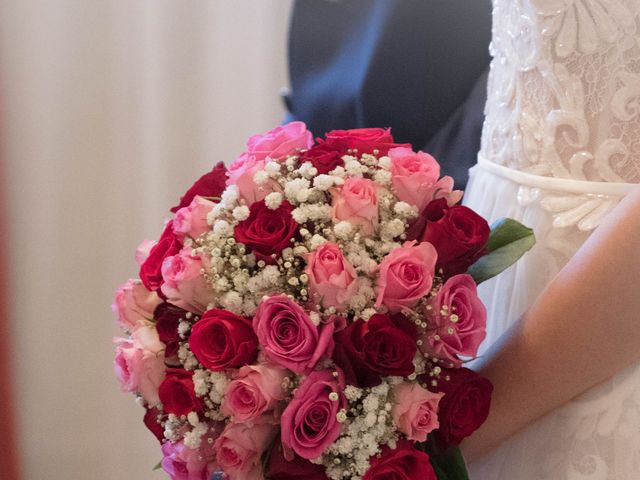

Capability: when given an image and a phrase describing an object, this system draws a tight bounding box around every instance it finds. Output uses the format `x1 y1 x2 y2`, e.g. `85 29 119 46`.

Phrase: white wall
0 1 291 478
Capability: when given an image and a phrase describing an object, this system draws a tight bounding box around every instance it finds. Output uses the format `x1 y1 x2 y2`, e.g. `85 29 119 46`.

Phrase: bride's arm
462 186 640 460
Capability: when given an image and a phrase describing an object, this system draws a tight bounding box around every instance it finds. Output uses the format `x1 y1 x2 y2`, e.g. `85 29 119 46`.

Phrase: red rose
170 162 227 213
415 198 490 276
299 141 345 175
426 367 493 449
363 440 436 480
158 368 202 416
139 222 182 292
234 201 297 263
323 128 410 155
189 309 258 371
154 302 187 358
333 314 417 387
143 406 165 443
266 442 329 480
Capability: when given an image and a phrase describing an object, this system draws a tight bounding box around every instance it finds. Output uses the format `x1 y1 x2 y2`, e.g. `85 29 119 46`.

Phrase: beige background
0 0 291 478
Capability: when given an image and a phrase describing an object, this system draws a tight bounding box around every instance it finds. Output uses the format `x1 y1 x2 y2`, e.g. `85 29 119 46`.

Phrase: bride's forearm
462 187 640 461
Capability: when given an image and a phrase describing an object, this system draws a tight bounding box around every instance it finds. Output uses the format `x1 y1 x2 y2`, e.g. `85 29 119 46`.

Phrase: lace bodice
481 0 640 184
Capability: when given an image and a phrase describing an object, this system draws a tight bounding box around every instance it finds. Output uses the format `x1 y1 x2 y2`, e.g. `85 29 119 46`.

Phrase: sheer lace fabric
464 1 640 478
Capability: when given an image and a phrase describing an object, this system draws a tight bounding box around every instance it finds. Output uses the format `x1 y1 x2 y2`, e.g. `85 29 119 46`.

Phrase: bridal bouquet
113 123 534 480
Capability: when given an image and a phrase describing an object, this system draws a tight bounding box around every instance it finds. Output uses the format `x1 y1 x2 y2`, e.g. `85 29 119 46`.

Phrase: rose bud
412 198 490 276
375 241 437 313
172 195 216 240
421 274 487 366
234 201 297 263
331 177 379 236
170 162 227 213
322 127 409 155
189 309 258 371
160 248 216 314
253 295 335 374
363 440 437 480
280 370 346 460
158 368 202 416
426 367 493 449
298 141 344 175
391 382 443 442
305 242 357 312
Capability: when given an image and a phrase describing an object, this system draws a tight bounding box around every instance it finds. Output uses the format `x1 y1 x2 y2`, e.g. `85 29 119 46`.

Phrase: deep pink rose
363 440 436 480
266 442 330 480
214 421 276 480
221 364 287 423
425 367 493 449
421 274 487 366
375 241 438 313
161 431 221 480
253 295 335 374
112 279 162 331
331 177 379 235
392 382 443 442
305 242 357 311
234 201 298 264
389 147 462 212
113 324 165 407
323 128 409 155
245 121 313 161
332 314 417 387
161 249 215 314
173 195 215 240
171 162 227 213
158 368 203 416
140 222 182 293
281 370 346 460
189 309 258 371
154 302 187 358
298 141 344 175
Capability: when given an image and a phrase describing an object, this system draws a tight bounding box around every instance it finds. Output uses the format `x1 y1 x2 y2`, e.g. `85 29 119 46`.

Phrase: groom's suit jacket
284 0 492 189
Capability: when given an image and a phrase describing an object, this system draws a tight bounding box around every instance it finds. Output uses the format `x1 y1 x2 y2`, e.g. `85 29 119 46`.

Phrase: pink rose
421 274 487 366
113 325 165 407
161 428 221 480
221 364 287 423
281 370 346 460
135 239 156 266
214 421 276 480
112 279 162 331
331 177 379 235
161 249 215 314
392 382 443 442
245 121 313 161
253 295 335 374
305 242 357 311
389 147 462 212
226 155 280 204
173 195 215 240
375 241 438 313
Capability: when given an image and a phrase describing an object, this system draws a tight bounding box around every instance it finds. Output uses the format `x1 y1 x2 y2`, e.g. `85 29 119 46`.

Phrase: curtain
0 1 291 478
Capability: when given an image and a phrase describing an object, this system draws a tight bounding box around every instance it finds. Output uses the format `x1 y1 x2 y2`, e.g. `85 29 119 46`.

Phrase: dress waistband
475 156 637 196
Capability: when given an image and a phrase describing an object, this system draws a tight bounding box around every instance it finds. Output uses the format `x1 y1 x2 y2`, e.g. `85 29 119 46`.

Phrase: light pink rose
214 421 276 480
226 154 281 204
375 241 438 313
135 239 157 266
173 195 215 240
392 382 443 442
421 274 487 366
221 364 287 423
280 370 346 460
389 147 462 211
305 242 357 311
161 431 220 480
112 279 162 331
161 249 215 314
253 295 335 374
331 177 379 235
245 121 313 161
113 324 165 407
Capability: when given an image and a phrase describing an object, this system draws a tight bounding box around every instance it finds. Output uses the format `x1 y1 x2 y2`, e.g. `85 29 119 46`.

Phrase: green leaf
429 446 469 480
468 218 535 284
153 461 162 471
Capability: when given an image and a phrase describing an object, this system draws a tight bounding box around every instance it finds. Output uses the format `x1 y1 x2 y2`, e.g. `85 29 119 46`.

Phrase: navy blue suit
284 0 491 188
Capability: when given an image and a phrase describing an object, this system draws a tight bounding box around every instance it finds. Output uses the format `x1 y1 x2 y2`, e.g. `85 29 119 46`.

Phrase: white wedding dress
463 0 640 478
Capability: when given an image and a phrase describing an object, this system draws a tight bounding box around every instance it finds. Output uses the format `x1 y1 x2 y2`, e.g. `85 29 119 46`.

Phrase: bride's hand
462 185 640 461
